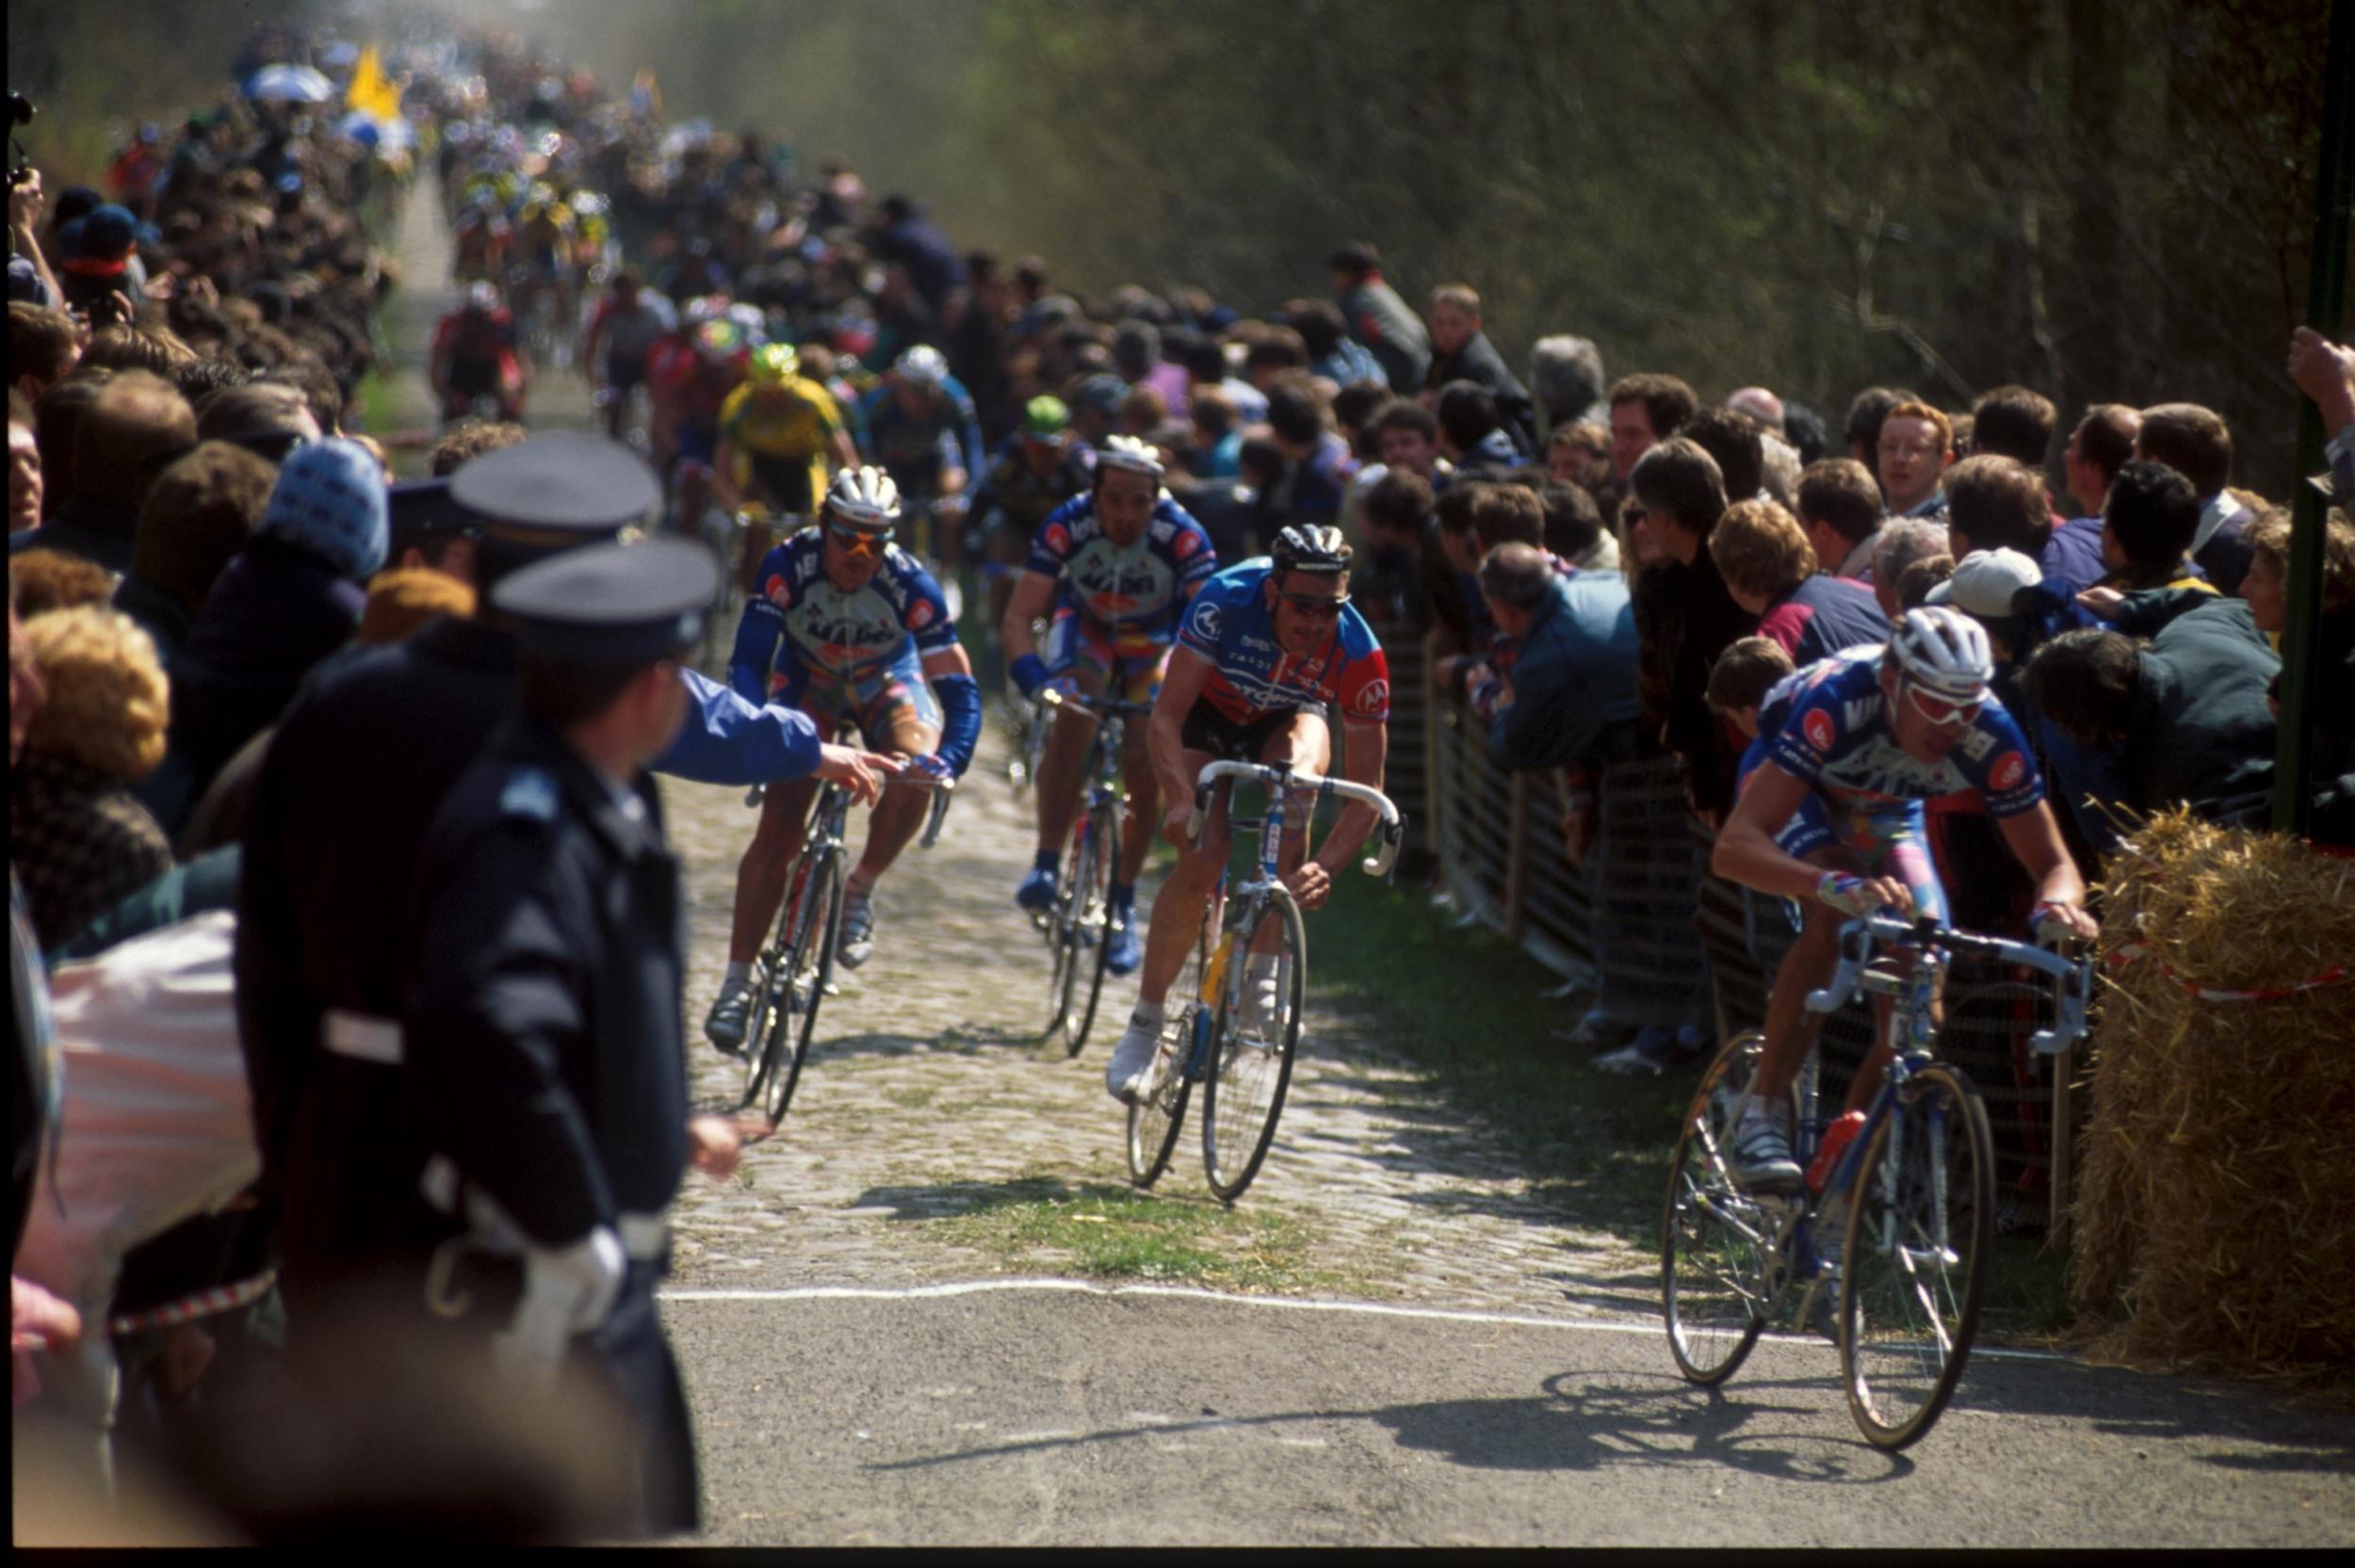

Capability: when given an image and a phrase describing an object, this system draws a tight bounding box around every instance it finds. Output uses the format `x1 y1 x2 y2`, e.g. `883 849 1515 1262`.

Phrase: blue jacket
1486 571 1640 770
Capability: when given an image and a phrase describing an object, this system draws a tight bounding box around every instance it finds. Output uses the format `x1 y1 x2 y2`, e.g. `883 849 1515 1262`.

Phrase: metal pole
2274 0 2355 834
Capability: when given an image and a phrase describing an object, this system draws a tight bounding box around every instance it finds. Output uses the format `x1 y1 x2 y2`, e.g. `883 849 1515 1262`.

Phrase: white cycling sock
723 961 750 988
1245 952 1281 985
1130 998 1166 1026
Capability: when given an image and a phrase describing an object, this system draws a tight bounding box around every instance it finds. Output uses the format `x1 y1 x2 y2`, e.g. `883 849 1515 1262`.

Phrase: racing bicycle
1127 759 1402 1203
1031 687 1152 1056
1661 913 2094 1448
736 764 953 1125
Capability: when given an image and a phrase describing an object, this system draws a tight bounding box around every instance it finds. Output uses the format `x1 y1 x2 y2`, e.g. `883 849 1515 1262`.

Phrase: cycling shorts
1735 737 1948 926
1179 697 1301 764
1043 608 1169 706
789 646 941 757
748 451 823 516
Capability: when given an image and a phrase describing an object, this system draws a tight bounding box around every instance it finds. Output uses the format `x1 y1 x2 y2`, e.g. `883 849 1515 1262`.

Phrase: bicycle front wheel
1662 1031 1773 1384
1128 903 1217 1189
763 849 845 1124
1200 895 1303 1204
1838 1060 1995 1449
1047 815 1099 1056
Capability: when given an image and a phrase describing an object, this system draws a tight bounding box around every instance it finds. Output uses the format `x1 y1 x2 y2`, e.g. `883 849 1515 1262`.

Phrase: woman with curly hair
8 606 176 949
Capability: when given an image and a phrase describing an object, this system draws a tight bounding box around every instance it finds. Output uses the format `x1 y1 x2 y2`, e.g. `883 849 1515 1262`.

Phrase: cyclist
579 267 676 440
712 343 862 588
1103 525 1392 1102
1711 606 2100 1191
859 345 984 565
451 189 511 284
704 467 983 1050
430 282 528 423
1003 435 1219 975
966 395 1096 658
653 316 752 542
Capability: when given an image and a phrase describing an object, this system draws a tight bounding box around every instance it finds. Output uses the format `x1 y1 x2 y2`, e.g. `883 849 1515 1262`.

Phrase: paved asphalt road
374 173 2355 1549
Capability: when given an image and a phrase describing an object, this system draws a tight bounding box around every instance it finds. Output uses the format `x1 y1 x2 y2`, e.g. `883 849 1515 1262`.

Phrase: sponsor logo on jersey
1990 751 2026 792
1843 698 1876 734
765 574 791 607
1189 600 1223 642
1045 523 1070 556
1175 530 1202 559
1804 708 1837 754
1353 678 1390 716
1958 724 1997 763
907 598 935 630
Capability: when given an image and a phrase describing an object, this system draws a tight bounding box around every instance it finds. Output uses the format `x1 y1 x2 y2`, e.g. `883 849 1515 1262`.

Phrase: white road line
657 1277 2076 1365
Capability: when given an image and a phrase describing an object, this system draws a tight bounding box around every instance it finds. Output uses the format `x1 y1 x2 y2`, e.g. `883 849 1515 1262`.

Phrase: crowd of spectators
9 11 2355 1539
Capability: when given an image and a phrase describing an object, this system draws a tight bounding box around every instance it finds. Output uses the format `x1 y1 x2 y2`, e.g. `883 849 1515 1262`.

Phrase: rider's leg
849 712 942 894
1133 752 1230 1010
1116 707 1159 887
727 777 819 964
1838 819 1951 1113
1033 694 1096 858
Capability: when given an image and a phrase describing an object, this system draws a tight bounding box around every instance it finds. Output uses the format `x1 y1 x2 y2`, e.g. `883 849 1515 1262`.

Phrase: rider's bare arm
1713 758 1908 911
1313 720 1389 876
1148 647 1215 839
1995 801 2100 938
999 571 1057 665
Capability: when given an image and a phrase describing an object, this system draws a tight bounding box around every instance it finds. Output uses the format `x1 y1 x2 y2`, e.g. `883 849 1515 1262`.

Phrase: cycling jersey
860 377 984 495
727 529 959 718
1177 559 1390 727
1762 646 2044 819
1026 493 1217 653
968 440 1094 541
719 379 844 462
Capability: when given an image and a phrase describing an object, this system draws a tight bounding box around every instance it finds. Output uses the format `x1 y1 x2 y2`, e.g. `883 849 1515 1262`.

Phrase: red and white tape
2104 942 2351 1004
106 1270 276 1336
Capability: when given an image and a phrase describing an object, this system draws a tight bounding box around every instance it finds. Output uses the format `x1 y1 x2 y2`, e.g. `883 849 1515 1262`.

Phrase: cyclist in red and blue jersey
1713 606 2098 1189
704 467 983 1053
1002 436 1219 973
1102 525 1393 1102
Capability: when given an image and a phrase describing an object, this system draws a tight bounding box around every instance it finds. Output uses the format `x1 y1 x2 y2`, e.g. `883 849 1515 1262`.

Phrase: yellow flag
347 44 400 123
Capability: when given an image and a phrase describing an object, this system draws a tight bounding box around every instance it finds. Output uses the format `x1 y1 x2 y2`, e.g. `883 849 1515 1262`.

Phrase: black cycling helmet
1270 523 1352 576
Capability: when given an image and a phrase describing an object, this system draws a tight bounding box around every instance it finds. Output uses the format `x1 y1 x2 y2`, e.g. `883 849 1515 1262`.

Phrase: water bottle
1807 1109 1869 1195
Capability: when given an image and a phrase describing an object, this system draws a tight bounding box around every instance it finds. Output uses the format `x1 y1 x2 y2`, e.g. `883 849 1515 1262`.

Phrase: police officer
236 432 888 1353
402 538 724 1537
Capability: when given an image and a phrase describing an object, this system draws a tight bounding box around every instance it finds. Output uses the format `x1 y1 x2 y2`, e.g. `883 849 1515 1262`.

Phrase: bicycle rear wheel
1199 895 1303 1203
1838 1060 1994 1449
1661 1031 1773 1384
1047 815 1098 1056
762 849 845 1124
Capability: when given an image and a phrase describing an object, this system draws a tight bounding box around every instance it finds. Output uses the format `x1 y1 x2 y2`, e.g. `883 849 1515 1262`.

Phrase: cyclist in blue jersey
859 345 984 563
1712 606 2099 1189
704 467 983 1052
1002 436 1220 973
1102 525 1394 1102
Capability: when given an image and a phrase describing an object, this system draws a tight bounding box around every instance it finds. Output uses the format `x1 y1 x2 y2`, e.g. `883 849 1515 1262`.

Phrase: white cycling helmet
1888 606 1994 697
895 344 949 387
824 465 901 530
1094 433 1165 480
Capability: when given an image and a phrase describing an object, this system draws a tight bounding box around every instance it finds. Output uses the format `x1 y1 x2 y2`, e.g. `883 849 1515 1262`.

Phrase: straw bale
2068 809 2355 1388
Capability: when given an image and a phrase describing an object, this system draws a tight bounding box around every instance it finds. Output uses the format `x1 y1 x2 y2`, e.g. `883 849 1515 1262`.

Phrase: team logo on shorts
1990 751 2026 792
1353 678 1390 716
1803 708 1836 754
1189 600 1223 642
765 574 791 608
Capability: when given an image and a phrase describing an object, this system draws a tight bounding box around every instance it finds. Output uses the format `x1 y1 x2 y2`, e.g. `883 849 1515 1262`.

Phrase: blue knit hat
257 438 388 579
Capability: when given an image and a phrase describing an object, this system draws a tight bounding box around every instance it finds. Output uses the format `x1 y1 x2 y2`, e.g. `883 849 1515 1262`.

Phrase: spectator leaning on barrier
1632 436 1757 821
1927 547 2047 710
1843 385 1916 492
1871 517 1951 622
1476 542 1640 773
1967 385 2058 473
2137 402 2250 594
2049 403 2140 591
2025 592 2279 835
1711 498 1888 665
1795 457 1885 583
2100 459 2217 598
1943 454 2055 565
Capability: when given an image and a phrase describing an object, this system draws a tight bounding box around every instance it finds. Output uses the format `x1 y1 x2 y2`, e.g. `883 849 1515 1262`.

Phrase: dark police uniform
401 540 719 1537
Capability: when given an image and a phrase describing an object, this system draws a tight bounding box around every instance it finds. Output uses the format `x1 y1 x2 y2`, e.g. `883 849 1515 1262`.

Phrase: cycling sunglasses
828 523 893 558
1903 682 1985 728
1278 590 1349 620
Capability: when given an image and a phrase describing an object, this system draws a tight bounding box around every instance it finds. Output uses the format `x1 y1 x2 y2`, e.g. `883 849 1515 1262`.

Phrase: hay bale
2068 809 2355 1387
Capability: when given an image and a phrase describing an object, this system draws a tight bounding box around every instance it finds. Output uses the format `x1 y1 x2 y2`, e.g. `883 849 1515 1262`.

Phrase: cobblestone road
383 173 1656 1327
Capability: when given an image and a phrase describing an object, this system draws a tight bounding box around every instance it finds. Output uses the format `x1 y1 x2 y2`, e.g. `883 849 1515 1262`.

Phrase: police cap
448 431 662 558
386 477 485 556
490 538 719 668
